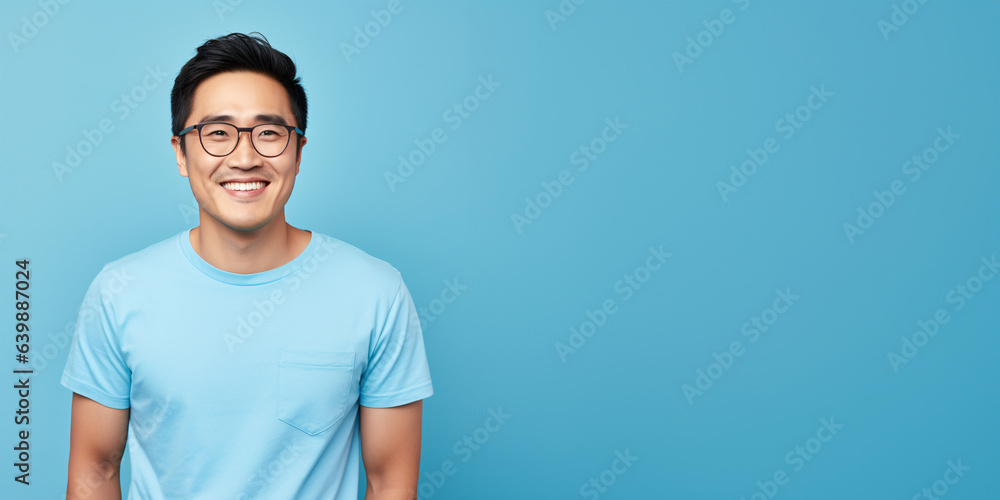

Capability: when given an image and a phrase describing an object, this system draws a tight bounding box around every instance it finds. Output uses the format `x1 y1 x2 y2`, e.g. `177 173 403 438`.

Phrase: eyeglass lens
199 123 292 157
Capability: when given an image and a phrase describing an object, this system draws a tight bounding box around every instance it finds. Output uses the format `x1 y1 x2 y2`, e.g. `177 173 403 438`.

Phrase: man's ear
294 135 307 175
171 135 189 177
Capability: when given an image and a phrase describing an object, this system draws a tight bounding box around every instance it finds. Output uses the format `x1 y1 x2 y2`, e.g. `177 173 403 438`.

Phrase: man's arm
67 393 130 500
360 400 423 500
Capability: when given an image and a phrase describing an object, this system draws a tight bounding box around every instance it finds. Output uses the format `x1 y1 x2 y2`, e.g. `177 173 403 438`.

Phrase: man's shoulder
80 232 183 301
113 232 182 264
311 232 403 289
88 232 179 282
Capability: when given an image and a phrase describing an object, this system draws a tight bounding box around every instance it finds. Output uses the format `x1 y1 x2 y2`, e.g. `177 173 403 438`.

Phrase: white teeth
222 181 266 191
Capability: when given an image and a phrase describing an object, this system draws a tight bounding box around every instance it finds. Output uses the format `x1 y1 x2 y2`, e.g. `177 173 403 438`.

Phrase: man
62 32 432 499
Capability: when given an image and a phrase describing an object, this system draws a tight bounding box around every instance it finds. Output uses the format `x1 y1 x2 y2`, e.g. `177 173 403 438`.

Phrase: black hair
171 32 307 152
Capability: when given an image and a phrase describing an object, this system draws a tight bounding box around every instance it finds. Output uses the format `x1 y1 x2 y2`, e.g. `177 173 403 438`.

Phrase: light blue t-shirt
61 229 433 499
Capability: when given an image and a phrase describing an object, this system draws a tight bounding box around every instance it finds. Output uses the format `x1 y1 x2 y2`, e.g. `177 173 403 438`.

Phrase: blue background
1 0 998 498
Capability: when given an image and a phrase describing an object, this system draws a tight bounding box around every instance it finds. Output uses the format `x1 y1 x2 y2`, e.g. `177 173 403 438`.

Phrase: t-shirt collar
178 228 319 286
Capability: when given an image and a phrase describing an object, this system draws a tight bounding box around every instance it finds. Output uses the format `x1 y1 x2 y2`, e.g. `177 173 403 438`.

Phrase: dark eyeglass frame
177 122 305 158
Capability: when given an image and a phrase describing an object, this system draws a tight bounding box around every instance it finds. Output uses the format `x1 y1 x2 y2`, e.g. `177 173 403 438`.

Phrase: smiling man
61 33 432 500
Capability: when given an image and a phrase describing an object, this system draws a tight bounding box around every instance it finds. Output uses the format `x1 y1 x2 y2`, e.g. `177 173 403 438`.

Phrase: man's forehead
190 71 294 123
196 113 289 125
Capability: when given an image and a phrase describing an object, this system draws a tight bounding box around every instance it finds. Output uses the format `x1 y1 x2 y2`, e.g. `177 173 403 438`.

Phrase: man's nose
226 130 262 167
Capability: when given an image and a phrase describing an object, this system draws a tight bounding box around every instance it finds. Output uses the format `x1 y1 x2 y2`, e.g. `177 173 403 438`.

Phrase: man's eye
208 130 230 137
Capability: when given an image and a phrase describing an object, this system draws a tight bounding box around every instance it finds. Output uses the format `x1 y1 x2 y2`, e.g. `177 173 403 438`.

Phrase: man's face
171 71 306 233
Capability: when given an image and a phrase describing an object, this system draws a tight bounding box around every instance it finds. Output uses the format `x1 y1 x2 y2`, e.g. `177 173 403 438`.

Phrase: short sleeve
360 276 433 407
60 266 132 409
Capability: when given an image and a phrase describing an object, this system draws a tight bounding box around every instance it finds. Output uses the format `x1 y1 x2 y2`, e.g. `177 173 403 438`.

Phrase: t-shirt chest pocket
277 350 356 435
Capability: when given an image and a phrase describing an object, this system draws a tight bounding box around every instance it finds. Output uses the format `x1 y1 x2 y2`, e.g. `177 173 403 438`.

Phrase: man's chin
208 213 276 234
226 219 274 233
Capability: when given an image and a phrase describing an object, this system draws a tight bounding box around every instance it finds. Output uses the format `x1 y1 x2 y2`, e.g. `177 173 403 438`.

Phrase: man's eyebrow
255 114 288 125
198 114 289 125
199 114 234 123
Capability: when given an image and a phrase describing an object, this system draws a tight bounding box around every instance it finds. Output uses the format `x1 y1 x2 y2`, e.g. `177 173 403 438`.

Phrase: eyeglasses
178 122 305 157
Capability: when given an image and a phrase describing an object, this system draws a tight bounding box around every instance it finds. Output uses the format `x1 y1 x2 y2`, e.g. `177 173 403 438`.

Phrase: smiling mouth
220 181 270 192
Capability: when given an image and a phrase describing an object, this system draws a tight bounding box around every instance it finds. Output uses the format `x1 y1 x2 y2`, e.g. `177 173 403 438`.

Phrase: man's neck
189 217 311 275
